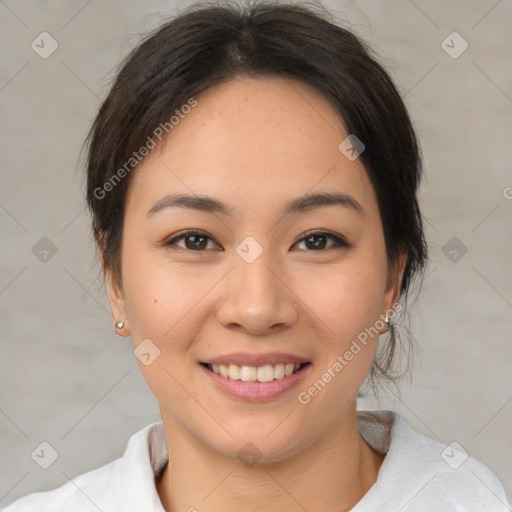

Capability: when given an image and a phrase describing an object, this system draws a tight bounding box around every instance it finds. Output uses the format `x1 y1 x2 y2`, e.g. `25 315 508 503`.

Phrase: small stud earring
384 314 392 332
115 321 125 329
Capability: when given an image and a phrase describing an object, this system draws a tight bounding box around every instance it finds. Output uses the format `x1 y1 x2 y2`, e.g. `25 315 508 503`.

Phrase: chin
203 418 308 464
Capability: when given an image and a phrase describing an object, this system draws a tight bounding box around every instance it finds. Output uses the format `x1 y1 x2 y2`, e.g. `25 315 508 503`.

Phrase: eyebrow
146 191 365 218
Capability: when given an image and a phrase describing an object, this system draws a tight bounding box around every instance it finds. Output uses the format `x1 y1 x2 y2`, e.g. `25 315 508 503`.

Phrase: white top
2 410 510 511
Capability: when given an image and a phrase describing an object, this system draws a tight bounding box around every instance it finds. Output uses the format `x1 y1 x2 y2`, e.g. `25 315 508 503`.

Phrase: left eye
163 230 349 251
293 231 349 251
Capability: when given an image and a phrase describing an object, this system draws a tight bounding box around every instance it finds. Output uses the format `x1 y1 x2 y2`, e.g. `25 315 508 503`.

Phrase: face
105 76 406 462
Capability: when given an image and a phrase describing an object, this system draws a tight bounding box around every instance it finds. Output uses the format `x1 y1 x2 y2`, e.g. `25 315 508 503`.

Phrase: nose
215 247 299 336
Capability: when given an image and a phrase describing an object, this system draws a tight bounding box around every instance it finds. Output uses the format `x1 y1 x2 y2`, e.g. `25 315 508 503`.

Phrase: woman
3 1 509 510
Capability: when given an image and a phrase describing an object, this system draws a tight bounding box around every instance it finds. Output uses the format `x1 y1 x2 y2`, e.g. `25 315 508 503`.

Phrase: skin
104 75 407 512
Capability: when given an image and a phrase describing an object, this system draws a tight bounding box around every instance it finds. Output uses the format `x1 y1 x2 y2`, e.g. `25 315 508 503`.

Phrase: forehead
125 76 378 221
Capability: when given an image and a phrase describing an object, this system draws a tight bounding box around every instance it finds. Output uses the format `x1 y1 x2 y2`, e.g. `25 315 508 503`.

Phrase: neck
155 403 384 512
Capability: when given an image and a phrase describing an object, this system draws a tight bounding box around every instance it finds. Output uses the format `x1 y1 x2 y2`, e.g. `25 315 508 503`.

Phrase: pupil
186 234 207 250
307 234 326 250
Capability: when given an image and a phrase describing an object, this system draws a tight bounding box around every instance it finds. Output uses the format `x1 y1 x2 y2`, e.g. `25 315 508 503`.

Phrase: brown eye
164 231 219 251
293 231 350 251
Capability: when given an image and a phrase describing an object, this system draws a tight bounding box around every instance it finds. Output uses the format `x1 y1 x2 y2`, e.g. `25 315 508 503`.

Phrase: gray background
1 0 511 506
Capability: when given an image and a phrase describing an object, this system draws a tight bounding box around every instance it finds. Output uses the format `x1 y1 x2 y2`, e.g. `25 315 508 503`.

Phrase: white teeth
207 362 305 382
274 363 285 379
257 365 274 382
240 365 257 381
228 364 241 380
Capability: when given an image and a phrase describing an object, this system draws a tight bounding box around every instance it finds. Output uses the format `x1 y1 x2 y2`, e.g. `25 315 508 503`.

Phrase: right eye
163 230 221 251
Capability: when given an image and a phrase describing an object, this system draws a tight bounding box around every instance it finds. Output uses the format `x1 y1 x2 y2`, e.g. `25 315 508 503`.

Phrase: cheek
120 240 204 338
120 259 208 407
298 268 385 403
293 255 387 398
299 261 385 338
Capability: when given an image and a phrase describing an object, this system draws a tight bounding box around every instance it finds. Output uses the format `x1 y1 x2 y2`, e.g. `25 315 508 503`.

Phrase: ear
383 247 408 313
100 253 129 336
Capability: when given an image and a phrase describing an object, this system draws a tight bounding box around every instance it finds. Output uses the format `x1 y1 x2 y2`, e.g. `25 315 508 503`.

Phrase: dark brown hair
84 0 429 395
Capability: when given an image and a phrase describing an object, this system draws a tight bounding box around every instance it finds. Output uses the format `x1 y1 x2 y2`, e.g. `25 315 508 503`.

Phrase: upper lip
201 352 310 367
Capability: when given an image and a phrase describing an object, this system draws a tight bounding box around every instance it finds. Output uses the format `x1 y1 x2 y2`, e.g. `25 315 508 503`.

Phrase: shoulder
356 410 510 511
1 422 167 512
417 439 510 511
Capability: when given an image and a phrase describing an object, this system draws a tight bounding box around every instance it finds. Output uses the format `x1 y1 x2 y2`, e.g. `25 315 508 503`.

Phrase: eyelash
163 230 350 252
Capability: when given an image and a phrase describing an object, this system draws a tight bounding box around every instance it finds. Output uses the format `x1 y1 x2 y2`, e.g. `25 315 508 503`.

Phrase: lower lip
199 363 311 403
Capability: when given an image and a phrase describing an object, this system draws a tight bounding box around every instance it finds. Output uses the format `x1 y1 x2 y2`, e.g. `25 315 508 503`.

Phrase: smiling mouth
200 362 311 382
